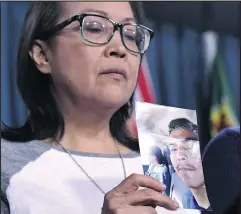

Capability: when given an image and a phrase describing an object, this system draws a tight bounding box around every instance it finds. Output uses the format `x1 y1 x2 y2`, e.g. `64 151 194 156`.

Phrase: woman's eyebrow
122 17 137 24
82 9 108 16
81 9 137 23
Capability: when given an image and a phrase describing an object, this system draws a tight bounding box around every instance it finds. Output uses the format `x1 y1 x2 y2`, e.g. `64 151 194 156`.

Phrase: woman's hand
102 173 179 214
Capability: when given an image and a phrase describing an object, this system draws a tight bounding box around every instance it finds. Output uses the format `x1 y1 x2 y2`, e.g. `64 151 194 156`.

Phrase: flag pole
195 2 213 155
195 3 214 214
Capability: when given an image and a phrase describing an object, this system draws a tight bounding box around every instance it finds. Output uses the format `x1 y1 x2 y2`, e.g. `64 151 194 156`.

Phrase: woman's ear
29 40 52 74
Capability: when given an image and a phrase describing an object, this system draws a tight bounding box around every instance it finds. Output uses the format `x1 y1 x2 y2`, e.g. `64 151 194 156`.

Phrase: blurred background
1 2 240 150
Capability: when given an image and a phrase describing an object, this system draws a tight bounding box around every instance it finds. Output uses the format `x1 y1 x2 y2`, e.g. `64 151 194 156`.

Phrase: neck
190 185 210 209
51 98 132 155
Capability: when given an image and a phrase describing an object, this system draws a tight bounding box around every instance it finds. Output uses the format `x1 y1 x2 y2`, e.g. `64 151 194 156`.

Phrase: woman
145 146 167 182
1 2 179 214
145 146 171 196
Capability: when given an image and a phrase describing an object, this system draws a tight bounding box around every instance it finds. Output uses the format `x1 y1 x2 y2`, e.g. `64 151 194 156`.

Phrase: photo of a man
167 118 211 211
135 101 212 211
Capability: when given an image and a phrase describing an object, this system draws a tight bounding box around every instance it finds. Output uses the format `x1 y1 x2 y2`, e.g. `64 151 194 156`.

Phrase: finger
114 206 158 214
114 173 166 194
125 188 179 211
145 204 156 209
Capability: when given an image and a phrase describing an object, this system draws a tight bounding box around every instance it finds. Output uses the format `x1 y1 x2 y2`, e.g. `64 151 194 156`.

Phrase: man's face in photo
168 127 205 189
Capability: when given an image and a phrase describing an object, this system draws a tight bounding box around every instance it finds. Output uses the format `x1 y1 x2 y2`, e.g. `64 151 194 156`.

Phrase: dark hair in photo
1 2 146 152
150 146 168 166
168 118 198 135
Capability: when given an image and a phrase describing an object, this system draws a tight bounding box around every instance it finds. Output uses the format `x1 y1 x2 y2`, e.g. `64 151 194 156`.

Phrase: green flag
209 44 239 137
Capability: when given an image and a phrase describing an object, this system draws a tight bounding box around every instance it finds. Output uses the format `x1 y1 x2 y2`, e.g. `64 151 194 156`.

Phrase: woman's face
149 154 158 165
42 2 141 111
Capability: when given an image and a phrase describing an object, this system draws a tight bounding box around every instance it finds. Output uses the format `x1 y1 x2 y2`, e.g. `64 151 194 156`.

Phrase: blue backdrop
1 2 240 127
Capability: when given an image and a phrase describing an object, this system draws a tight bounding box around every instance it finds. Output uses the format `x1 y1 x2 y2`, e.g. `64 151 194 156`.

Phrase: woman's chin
95 94 130 109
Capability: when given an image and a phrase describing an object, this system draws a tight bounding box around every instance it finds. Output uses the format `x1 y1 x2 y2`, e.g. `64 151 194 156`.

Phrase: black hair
168 118 198 135
1 2 146 152
150 146 168 165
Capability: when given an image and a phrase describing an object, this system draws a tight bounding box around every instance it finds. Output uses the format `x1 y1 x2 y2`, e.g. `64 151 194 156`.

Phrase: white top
1 139 200 214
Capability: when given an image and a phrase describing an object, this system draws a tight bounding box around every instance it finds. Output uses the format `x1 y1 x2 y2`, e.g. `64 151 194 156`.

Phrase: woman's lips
99 68 127 80
102 72 125 80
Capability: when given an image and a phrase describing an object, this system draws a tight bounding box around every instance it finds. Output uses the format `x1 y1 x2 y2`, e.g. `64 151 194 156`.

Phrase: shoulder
202 126 240 171
181 190 194 209
213 126 240 141
218 126 240 138
1 139 52 194
202 126 240 164
202 127 240 213
1 138 52 167
203 126 240 157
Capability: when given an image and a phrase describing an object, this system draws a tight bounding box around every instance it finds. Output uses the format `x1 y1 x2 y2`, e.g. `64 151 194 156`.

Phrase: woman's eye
125 34 135 41
85 22 103 33
124 29 137 41
86 27 102 33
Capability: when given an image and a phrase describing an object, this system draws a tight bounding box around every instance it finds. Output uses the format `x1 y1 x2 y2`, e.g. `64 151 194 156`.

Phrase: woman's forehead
60 2 135 22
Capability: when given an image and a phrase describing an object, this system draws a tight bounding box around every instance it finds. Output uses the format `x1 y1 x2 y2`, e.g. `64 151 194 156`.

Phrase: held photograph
135 101 212 211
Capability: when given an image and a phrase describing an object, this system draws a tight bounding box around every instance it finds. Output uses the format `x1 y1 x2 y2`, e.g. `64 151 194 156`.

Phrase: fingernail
173 201 179 209
161 184 166 189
